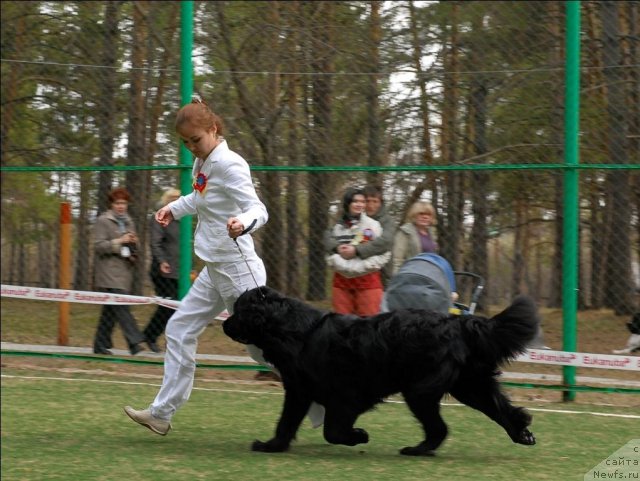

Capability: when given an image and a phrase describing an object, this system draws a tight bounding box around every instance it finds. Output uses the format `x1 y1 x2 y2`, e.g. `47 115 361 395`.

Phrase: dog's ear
261 286 283 301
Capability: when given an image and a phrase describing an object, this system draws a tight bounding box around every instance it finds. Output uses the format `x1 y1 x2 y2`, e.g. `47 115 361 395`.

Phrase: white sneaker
307 402 325 429
124 406 171 436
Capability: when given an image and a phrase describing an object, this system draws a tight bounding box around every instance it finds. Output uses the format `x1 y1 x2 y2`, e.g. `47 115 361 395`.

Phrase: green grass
2 367 638 481
2 297 639 479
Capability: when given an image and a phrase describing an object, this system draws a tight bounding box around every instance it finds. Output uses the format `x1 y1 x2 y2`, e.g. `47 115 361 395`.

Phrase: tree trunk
600 2 634 315
97 1 121 215
141 2 180 290
467 13 489 308
407 0 436 208
511 201 526 296
623 2 640 283
125 0 149 295
549 1 565 308
0 13 27 167
584 1 607 308
74 171 92 290
285 2 302 297
439 2 462 267
408 0 434 165
260 2 285 291
366 0 382 186
306 1 334 301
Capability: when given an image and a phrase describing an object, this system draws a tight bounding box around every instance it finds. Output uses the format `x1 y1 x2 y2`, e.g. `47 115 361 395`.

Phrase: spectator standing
361 184 395 286
92 187 146 355
325 188 390 316
142 188 181 353
392 201 438 274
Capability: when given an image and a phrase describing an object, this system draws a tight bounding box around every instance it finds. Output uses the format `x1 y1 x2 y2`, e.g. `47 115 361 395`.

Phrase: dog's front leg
252 388 311 453
323 405 369 447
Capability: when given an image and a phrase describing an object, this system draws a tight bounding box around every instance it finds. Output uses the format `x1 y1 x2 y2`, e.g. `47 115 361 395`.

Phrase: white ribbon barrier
1 284 230 320
517 349 639 371
1 284 636 370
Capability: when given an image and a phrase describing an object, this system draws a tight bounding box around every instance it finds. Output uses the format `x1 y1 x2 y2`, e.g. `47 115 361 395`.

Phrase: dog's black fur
223 286 539 456
628 313 640 335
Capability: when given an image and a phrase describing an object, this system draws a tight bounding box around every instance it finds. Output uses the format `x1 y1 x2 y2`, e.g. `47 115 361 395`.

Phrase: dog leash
232 219 265 298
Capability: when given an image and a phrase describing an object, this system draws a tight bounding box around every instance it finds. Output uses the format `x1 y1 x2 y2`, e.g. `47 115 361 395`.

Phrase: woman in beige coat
391 201 439 274
92 187 146 355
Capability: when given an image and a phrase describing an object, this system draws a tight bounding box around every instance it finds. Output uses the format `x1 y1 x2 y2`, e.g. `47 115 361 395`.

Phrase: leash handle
233 219 262 294
240 219 257 237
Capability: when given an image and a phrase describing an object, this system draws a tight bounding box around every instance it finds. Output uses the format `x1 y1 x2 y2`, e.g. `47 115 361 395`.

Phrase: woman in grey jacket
392 201 439 274
92 187 145 355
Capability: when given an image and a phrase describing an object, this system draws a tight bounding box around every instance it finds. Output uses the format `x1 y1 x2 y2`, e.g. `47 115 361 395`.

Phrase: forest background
1 0 638 315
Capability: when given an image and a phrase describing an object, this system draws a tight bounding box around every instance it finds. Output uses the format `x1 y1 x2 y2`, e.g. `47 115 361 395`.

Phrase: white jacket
326 213 391 278
168 139 268 263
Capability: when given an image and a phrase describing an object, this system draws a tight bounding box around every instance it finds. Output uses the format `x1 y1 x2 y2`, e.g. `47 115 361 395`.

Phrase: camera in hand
121 242 137 259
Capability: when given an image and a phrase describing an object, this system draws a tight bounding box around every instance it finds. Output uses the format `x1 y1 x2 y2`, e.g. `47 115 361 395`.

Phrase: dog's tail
477 295 540 364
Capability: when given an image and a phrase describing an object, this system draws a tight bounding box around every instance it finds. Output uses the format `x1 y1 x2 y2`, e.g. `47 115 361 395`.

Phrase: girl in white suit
125 98 323 434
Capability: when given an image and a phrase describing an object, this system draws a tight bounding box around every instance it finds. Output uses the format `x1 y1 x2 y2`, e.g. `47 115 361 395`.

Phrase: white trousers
149 259 325 427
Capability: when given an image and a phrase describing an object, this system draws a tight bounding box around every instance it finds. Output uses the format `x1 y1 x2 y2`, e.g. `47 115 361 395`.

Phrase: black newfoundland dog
223 286 539 456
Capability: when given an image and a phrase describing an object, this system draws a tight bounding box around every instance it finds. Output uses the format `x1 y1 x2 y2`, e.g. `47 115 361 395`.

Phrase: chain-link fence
1 1 638 323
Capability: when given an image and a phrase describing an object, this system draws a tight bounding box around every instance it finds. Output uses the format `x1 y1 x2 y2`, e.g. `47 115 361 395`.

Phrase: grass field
2 297 639 480
2 364 639 481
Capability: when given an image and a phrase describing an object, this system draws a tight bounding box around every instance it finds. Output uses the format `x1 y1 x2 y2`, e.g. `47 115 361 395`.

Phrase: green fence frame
562 0 581 402
179 0 194 300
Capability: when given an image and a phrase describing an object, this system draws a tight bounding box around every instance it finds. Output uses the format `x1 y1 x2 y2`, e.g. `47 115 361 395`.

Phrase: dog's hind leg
399 391 447 456
322 405 369 447
449 374 535 446
252 388 312 453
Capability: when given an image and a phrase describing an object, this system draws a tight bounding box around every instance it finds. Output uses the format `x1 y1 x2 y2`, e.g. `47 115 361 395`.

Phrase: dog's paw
251 438 290 453
514 429 536 446
351 428 369 445
325 428 369 446
400 445 436 457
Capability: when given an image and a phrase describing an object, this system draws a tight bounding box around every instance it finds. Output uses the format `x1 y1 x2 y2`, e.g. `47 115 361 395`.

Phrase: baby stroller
382 253 485 315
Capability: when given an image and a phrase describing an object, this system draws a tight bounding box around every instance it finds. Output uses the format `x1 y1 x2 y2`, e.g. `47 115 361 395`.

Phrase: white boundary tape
2 284 637 371
1 284 232 320
2 284 181 310
515 349 639 372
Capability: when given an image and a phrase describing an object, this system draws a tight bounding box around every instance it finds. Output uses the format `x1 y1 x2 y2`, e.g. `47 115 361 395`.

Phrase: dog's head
223 287 271 345
223 286 320 350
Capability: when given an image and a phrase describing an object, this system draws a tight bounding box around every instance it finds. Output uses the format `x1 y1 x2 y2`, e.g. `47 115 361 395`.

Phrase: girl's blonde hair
161 188 181 205
407 201 437 225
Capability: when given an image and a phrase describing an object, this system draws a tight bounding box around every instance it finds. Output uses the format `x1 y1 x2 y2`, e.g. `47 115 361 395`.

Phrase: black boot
146 339 161 353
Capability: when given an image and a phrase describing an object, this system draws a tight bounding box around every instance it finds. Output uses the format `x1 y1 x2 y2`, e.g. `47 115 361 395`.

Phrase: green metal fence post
562 0 581 402
178 1 194 299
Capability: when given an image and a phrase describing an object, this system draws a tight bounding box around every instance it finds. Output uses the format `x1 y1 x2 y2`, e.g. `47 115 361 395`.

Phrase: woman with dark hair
324 188 389 316
92 187 146 355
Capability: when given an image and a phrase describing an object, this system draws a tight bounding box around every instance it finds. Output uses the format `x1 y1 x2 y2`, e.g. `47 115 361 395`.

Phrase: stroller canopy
383 253 456 314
